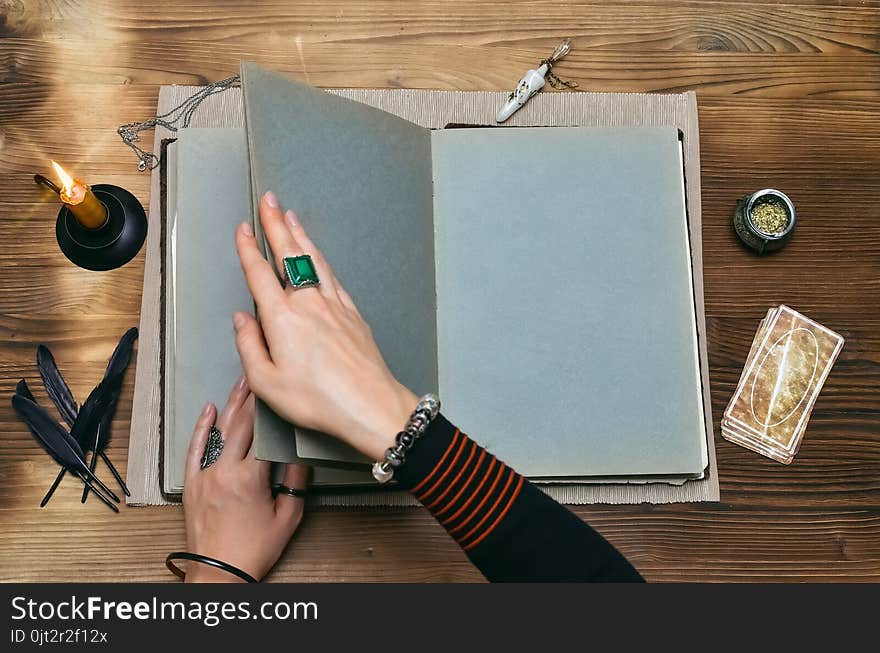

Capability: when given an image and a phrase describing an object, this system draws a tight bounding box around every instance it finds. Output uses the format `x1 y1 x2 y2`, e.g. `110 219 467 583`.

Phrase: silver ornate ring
200 426 224 469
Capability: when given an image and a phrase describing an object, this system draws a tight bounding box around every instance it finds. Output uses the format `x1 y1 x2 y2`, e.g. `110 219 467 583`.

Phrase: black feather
71 328 138 455
36 345 78 428
81 422 104 504
70 381 114 451
12 394 87 468
71 381 117 501
103 327 138 383
15 379 36 403
99 450 130 497
97 327 137 448
19 379 71 507
76 329 138 502
11 394 120 503
16 383 119 510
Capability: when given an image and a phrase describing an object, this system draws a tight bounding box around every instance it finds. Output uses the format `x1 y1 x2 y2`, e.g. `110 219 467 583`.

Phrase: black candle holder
35 175 147 271
54 184 148 271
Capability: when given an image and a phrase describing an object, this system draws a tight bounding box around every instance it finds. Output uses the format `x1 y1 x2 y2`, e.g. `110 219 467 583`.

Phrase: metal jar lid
733 189 796 254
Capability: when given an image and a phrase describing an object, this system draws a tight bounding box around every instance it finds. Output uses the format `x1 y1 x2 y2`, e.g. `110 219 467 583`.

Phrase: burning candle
51 160 108 229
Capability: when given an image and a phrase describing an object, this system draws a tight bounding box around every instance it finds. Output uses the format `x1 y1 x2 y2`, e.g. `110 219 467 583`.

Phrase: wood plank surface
0 0 878 582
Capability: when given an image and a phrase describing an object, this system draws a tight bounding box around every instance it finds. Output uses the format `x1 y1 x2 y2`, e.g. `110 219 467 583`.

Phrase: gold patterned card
723 306 843 462
732 307 776 391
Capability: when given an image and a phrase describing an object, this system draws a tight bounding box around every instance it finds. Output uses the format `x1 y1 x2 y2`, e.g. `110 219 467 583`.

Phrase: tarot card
721 422 795 463
722 305 843 461
733 307 778 389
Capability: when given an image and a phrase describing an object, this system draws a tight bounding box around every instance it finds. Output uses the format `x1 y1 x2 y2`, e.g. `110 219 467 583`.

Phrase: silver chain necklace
116 75 241 171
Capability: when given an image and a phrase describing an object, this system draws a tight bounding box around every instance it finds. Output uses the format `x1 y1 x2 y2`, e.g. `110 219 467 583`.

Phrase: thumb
233 311 274 392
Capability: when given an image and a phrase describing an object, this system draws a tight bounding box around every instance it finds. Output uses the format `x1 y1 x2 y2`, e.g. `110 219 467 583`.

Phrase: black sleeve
394 414 644 583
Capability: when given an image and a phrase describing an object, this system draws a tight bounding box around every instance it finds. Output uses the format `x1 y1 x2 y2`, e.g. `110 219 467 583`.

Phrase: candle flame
50 160 76 195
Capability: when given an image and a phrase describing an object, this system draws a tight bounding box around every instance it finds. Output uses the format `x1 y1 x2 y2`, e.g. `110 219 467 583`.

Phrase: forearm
394 415 644 583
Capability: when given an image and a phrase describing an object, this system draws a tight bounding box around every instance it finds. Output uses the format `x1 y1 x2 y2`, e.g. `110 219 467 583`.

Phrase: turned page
430 126 708 478
240 62 438 465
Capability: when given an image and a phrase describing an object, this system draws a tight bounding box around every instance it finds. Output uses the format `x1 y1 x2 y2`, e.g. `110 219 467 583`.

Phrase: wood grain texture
0 0 878 582
2 39 879 98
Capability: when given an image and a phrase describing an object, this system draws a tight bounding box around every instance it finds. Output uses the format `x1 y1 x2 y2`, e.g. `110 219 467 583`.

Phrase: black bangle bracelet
165 552 258 583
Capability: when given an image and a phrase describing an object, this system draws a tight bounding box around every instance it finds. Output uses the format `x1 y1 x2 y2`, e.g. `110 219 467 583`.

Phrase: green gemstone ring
283 255 320 289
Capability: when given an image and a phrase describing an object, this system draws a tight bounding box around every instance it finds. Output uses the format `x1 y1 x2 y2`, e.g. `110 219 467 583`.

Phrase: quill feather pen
11 393 119 512
34 346 81 505
36 345 78 428
75 327 137 501
14 380 68 506
15 378 36 404
75 381 116 503
36 330 137 505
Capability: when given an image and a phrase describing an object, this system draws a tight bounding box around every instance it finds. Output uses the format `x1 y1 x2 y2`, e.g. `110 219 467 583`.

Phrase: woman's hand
183 375 307 582
232 191 418 461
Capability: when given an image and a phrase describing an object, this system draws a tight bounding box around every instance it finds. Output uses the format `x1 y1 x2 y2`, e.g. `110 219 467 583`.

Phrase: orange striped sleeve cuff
395 415 524 552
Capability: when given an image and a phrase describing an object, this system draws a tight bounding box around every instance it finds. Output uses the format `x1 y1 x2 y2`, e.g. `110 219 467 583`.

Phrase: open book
161 62 708 494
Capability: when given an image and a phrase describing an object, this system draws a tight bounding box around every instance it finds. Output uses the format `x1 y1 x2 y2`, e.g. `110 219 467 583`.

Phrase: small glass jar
733 189 795 254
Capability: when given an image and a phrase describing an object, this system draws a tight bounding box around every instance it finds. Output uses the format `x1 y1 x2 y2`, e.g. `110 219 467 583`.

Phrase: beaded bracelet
372 394 440 483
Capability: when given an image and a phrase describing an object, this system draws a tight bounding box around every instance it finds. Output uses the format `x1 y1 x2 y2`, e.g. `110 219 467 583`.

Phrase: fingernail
284 209 299 228
263 190 278 207
235 373 248 391
200 401 213 418
232 312 247 330
240 222 254 237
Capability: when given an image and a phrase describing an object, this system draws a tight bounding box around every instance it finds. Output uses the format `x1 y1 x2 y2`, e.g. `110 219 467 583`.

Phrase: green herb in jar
749 200 790 235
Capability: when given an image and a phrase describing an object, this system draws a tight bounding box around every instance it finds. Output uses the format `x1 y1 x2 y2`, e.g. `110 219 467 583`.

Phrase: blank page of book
431 126 708 478
164 128 253 494
240 61 438 468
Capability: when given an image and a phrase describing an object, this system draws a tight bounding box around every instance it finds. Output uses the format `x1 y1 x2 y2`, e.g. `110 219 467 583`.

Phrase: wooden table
1 1 877 582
